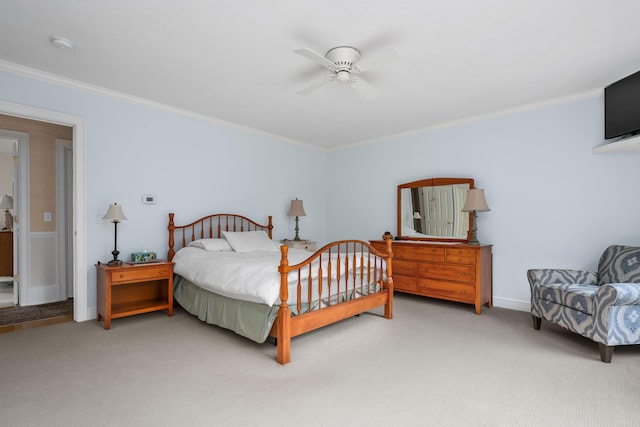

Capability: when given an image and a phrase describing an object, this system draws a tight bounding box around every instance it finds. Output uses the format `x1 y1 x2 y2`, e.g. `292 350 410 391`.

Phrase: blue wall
0 70 327 312
327 95 640 309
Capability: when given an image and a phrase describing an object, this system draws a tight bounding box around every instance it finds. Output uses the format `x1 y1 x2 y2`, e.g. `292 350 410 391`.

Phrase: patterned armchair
528 245 640 362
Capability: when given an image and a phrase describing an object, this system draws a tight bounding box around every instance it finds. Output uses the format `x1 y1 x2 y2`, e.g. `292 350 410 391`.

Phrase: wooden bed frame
168 212 394 365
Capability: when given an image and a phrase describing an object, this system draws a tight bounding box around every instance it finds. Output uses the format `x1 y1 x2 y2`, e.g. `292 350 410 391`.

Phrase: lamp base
467 212 481 245
108 248 121 266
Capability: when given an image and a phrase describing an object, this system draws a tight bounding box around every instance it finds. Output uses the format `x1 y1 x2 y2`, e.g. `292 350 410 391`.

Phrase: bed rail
274 239 393 364
168 213 273 260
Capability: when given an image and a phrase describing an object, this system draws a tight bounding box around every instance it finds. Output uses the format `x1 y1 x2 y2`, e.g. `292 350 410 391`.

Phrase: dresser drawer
417 263 475 283
110 265 171 284
393 274 417 292
445 248 477 265
418 278 475 302
394 245 445 262
394 260 417 276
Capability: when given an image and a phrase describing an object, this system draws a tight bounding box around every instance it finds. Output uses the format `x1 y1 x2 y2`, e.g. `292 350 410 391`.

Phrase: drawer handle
461 290 466 294
119 274 125 279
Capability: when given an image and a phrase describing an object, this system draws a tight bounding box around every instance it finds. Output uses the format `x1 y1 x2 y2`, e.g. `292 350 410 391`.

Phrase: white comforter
173 246 384 307
173 247 316 306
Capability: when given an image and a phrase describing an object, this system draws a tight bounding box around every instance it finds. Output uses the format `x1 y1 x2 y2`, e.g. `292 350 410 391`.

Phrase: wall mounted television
604 69 640 140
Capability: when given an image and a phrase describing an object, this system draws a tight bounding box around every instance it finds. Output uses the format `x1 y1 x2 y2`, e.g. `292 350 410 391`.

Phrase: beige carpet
1 294 639 427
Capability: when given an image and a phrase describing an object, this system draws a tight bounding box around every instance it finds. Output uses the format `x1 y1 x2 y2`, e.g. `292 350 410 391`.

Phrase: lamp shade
413 212 422 220
287 199 306 217
102 203 127 222
0 195 13 210
461 189 491 212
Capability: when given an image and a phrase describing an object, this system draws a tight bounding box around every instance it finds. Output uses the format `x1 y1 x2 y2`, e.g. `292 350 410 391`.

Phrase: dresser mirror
397 177 474 242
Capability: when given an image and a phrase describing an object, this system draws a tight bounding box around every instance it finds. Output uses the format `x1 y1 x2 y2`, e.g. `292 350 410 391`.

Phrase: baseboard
493 296 529 312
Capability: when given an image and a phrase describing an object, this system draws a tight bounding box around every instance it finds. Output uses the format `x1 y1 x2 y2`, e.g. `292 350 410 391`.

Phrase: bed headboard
168 213 273 261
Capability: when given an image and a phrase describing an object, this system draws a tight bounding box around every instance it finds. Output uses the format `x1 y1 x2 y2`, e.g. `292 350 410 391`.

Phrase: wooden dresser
0 231 13 277
371 240 492 314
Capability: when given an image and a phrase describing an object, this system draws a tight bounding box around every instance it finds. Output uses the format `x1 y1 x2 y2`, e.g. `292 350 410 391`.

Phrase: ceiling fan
294 46 401 100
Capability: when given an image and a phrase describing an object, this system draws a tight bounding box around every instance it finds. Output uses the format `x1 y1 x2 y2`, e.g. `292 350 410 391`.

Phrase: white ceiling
1 1 640 150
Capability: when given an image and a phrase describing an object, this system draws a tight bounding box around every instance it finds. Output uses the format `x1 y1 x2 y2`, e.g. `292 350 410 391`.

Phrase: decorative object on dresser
168 212 394 365
96 261 174 330
460 188 491 245
102 203 127 266
280 239 317 252
1 194 13 231
371 240 492 314
287 198 307 241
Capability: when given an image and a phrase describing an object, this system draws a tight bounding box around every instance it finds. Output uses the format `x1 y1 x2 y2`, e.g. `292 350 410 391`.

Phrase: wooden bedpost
168 213 176 261
384 238 394 319
267 216 273 239
276 244 291 364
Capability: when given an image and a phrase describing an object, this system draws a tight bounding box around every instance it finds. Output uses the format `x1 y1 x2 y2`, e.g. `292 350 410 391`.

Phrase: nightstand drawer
110 265 171 284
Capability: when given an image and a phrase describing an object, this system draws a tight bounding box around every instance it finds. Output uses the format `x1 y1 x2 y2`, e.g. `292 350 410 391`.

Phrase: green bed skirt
173 275 279 343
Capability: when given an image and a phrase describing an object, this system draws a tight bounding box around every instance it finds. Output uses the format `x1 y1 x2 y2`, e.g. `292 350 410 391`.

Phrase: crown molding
0 59 322 151
331 89 603 152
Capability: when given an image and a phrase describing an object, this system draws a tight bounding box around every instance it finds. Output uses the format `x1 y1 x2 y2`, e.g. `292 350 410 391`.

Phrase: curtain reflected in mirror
398 178 474 242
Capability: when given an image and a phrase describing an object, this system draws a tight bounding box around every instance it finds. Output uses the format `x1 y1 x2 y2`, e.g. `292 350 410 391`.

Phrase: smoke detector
50 36 74 50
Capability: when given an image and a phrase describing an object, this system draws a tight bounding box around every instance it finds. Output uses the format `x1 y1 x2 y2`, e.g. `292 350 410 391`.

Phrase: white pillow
221 230 279 253
188 238 232 251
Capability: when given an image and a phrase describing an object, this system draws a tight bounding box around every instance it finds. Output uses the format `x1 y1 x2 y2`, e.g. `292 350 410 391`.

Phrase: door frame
0 101 88 321
56 139 73 300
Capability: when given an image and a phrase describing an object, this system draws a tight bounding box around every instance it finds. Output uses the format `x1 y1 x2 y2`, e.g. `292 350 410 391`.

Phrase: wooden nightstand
96 261 174 330
281 240 317 252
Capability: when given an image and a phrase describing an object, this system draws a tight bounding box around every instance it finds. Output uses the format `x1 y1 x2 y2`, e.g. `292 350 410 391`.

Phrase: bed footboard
273 239 393 364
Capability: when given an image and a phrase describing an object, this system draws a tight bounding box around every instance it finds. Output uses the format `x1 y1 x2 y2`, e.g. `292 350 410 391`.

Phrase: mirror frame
397 177 475 243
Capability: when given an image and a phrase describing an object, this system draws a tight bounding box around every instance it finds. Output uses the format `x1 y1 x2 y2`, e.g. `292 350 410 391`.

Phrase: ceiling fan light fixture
336 70 351 83
50 36 74 50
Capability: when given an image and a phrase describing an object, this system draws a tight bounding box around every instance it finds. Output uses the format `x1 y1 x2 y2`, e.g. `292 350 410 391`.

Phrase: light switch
44 212 52 222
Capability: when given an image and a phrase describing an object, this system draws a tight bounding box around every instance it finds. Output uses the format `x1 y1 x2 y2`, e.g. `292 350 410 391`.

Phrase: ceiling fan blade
349 77 379 100
294 48 335 69
356 47 402 72
297 77 334 96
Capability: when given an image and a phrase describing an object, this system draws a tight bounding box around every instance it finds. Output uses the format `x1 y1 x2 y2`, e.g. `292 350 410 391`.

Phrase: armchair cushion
597 245 640 285
538 283 598 315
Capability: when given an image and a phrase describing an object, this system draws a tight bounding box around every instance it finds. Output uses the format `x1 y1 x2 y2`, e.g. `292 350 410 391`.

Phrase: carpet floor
0 298 73 326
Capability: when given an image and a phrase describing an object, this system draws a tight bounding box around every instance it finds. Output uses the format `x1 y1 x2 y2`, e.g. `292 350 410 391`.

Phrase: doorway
0 101 88 323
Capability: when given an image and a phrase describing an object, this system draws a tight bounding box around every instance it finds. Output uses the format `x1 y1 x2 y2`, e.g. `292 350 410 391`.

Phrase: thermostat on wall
142 194 156 205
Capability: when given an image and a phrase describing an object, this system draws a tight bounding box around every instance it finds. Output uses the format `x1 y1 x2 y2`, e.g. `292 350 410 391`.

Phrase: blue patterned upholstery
528 245 640 362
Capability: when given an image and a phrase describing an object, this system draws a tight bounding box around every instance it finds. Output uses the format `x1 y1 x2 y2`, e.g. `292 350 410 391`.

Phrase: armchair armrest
597 283 640 306
527 269 598 288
